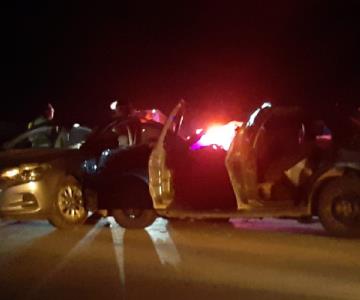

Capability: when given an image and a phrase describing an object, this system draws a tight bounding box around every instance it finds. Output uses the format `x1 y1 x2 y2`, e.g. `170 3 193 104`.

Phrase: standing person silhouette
28 103 55 129
27 103 57 148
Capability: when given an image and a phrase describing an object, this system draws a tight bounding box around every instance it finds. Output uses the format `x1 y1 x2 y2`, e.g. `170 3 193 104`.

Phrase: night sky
8 1 360 128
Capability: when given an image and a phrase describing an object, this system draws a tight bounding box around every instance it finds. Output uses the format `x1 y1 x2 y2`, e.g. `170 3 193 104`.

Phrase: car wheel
48 176 88 229
112 208 157 229
318 176 360 237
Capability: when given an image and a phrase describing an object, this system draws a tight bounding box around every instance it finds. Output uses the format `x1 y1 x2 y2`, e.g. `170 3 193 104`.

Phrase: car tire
48 176 88 229
112 208 157 229
318 176 360 237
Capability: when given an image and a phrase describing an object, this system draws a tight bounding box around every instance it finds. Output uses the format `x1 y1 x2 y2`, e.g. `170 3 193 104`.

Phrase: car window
28 128 57 148
3 127 56 149
137 123 163 146
112 124 132 147
261 112 303 151
11 136 32 149
255 110 306 180
67 126 92 148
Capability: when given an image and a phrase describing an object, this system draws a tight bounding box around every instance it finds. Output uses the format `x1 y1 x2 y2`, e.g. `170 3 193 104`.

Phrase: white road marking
146 218 181 268
108 217 126 296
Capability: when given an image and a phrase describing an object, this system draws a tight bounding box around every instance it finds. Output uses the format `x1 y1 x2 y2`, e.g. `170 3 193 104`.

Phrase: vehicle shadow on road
0 219 22 229
0 219 105 300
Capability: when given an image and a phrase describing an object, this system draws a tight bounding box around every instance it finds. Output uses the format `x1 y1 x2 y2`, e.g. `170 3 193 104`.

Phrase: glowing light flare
110 101 118 111
140 109 160 123
192 121 242 151
28 181 37 192
195 128 203 134
2 168 20 178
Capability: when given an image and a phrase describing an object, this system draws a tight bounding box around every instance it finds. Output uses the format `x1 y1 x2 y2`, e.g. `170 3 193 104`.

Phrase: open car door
149 100 237 212
148 100 185 209
226 104 316 210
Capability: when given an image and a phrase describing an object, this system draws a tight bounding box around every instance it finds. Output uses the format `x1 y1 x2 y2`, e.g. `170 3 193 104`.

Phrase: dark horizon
7 1 360 127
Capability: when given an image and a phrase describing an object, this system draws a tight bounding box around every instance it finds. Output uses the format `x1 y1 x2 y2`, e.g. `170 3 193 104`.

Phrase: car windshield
82 109 168 152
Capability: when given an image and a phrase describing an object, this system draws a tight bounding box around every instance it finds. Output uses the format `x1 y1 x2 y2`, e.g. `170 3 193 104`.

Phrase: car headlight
0 164 51 182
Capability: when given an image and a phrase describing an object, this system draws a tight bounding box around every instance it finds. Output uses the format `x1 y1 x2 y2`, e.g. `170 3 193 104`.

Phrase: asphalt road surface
0 216 359 300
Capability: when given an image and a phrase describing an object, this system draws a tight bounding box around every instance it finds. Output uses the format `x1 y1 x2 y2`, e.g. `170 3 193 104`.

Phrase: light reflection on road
108 217 126 294
0 217 360 300
109 217 181 294
145 218 181 268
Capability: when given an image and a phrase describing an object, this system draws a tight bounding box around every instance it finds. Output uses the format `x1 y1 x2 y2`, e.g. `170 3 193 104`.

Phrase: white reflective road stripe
146 218 181 268
109 217 126 296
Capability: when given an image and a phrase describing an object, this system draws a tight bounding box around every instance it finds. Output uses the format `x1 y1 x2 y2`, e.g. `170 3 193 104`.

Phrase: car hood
0 148 81 169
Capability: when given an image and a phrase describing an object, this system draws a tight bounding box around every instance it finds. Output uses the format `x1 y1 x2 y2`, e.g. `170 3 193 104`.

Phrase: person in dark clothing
28 103 55 129
27 103 57 148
